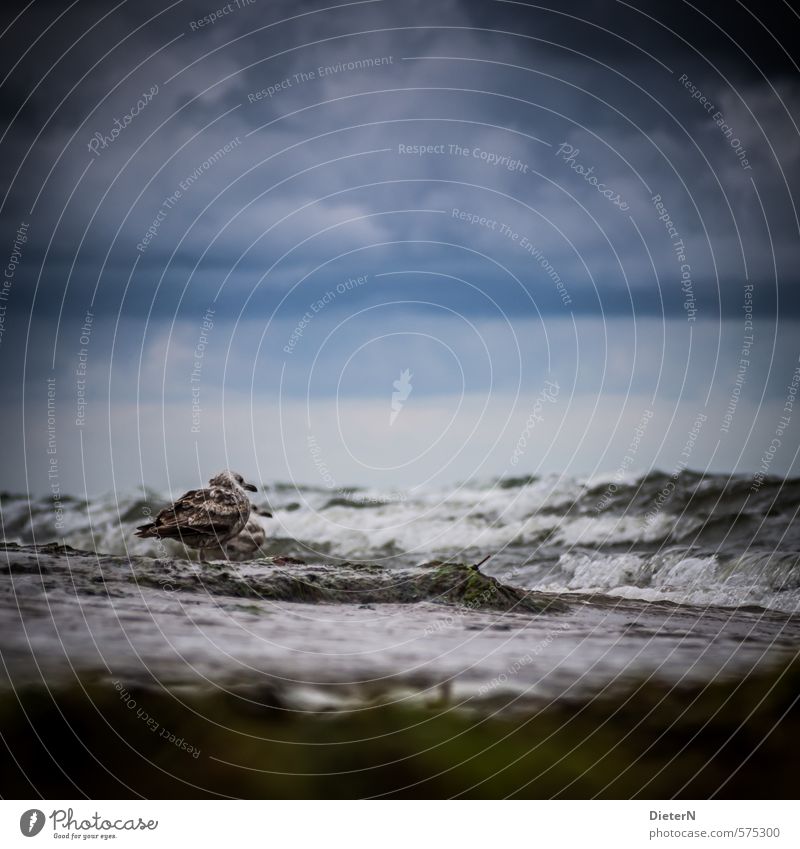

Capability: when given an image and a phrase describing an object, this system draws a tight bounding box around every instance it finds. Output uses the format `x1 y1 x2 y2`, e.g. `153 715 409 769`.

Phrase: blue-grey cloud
1 0 798 493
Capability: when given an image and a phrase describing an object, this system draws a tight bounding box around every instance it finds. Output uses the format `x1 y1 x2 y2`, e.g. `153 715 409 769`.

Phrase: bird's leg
199 549 206 564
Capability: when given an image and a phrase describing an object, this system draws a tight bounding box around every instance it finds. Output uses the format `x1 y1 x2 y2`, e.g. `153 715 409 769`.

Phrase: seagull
135 470 258 561
212 505 274 561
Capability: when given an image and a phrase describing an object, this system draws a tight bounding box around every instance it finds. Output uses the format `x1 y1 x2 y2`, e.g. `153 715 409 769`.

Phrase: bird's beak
243 482 258 492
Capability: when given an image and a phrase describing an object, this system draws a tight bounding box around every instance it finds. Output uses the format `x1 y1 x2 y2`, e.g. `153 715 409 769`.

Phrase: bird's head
209 470 259 492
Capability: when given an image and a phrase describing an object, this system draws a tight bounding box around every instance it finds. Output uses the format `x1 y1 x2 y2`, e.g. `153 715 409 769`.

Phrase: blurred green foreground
1 657 798 798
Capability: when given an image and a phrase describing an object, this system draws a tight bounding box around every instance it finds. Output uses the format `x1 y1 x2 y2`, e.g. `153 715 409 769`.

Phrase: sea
2 471 798 709
3 470 799 613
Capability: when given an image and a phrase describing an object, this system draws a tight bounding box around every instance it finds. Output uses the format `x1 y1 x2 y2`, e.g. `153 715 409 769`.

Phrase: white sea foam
2 471 798 612
531 551 800 614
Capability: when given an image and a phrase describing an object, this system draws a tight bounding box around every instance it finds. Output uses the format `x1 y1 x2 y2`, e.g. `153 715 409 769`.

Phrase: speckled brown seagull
135 470 258 561
207 504 274 562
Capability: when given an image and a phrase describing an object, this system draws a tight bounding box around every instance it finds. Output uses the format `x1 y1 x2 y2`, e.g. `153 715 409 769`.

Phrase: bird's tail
135 524 156 538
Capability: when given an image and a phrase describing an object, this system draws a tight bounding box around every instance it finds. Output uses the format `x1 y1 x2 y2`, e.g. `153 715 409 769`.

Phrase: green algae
2 656 798 798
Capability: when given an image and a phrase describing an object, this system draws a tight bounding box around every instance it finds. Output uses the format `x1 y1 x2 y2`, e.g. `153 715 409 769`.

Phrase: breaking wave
2 471 798 612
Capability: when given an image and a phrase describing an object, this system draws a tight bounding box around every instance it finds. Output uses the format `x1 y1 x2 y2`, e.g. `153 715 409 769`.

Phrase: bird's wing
152 487 246 534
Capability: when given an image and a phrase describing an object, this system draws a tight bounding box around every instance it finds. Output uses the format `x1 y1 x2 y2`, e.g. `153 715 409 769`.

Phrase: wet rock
1 543 564 613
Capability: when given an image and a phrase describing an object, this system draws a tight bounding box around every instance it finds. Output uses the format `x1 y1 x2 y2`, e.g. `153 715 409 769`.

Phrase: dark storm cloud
0 0 797 329
1 0 798 493
462 1 800 76
0 0 793 333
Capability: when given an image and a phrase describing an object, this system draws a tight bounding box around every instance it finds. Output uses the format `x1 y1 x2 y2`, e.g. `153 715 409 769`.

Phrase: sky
0 0 798 495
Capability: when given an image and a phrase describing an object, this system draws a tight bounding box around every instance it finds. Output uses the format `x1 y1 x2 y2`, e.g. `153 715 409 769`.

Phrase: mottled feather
135 471 256 555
